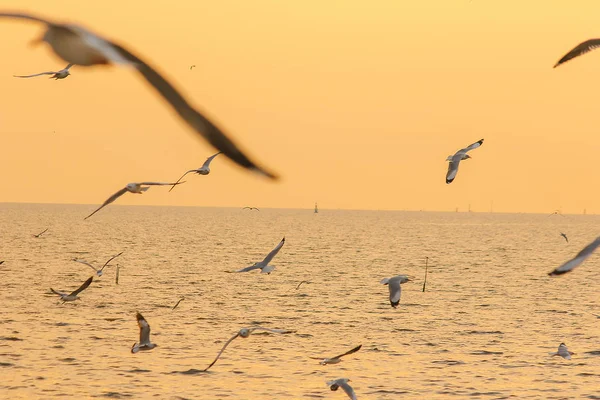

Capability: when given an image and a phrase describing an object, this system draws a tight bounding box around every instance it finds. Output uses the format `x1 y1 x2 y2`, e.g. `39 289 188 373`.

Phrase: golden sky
1 0 600 213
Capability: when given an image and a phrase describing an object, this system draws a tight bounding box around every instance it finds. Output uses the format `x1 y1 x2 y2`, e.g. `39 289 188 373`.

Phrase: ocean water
0 204 599 399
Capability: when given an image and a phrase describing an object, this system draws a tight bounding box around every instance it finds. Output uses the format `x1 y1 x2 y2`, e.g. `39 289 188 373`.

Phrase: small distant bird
548 210 565 217
560 232 569 243
72 251 123 277
327 378 357 400
550 343 574 360
131 312 157 353
0 12 278 180
548 236 600 276
172 297 184 310
445 139 484 184
50 276 93 302
202 326 294 371
190 65 196 70
554 39 600 68
84 181 184 219
296 280 310 290
380 275 410 308
242 207 260 211
310 344 362 365
168 151 222 192
32 228 49 238
14 63 73 79
234 237 285 274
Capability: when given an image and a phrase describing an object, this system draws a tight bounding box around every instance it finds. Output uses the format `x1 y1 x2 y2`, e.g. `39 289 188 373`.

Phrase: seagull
190 65 196 70
560 232 569 243
554 39 600 68
32 228 48 238
234 237 285 274
131 312 157 353
327 378 357 400
445 139 484 184
84 181 184 219
172 297 184 310
550 343 574 360
310 344 362 365
0 12 278 180
14 63 73 79
548 210 566 217
380 275 410 308
296 280 310 290
50 276 93 302
72 251 123 277
242 206 260 211
548 236 600 276
202 326 294 371
168 151 222 192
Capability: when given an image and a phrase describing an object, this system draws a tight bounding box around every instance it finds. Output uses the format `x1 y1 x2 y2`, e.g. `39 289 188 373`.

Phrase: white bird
554 39 600 68
550 343 574 360
32 228 48 238
235 237 285 274
84 181 184 219
560 232 569 243
380 275 410 308
50 276 93 302
131 312 157 353
14 63 73 79
202 326 294 371
168 151 221 192
72 251 123 277
445 139 484 184
0 12 277 180
548 236 600 276
310 344 362 365
327 378 357 400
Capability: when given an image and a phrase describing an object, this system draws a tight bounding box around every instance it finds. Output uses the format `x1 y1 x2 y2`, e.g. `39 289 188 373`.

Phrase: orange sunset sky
1 0 599 214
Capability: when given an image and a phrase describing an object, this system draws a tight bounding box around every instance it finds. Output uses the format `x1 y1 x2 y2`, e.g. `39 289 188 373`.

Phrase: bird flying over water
168 151 221 192
445 139 484 184
84 181 184 219
296 280 310 290
14 63 73 79
560 232 568 243
234 237 285 274
72 251 123 277
554 39 600 68
550 343 574 360
548 236 600 276
172 297 184 310
380 275 410 308
310 344 362 365
131 312 157 353
327 378 357 400
190 65 196 70
32 228 48 238
50 276 93 302
242 206 260 211
0 12 278 180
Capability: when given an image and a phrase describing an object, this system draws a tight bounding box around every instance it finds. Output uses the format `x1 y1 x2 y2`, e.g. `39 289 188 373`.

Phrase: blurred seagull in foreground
172 297 184 310
550 343 574 360
445 139 484 184
84 181 184 219
0 12 278 180
234 237 285 274
168 151 221 192
548 236 600 276
560 232 569 243
50 276 93 302
32 228 48 238
131 312 157 353
14 63 73 79
554 39 600 68
72 251 123 277
380 275 410 308
202 326 294 371
311 344 362 365
327 378 357 400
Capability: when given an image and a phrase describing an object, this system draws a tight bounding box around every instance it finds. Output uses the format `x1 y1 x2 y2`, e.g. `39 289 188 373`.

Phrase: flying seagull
296 280 310 290
33 228 49 238
50 276 93 302
168 151 221 192
172 297 185 310
327 378 357 400
554 39 600 68
202 326 294 371
380 275 410 308
234 237 285 274
0 12 278 180
242 206 260 211
445 139 484 184
310 344 362 365
131 312 157 353
14 63 73 79
190 65 196 70
84 181 184 219
72 251 123 277
548 236 600 276
548 210 565 217
550 343 574 360
560 232 569 243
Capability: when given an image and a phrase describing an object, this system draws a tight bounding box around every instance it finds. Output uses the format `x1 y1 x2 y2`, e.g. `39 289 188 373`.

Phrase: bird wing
242 207 251 210
549 236 600 275
136 312 151 345
139 181 181 186
14 71 57 78
72 258 97 271
201 151 222 169
168 171 195 192
261 237 285 265
460 138 484 153
172 298 184 310
36 228 48 236
340 382 358 400
50 288 66 296
235 264 261 272
296 281 308 290
203 332 240 371
0 12 55 24
332 344 362 360
84 187 128 219
69 276 93 296
554 39 600 68
64 63 74 70
389 279 402 305
100 251 123 271
249 327 295 334
446 158 461 184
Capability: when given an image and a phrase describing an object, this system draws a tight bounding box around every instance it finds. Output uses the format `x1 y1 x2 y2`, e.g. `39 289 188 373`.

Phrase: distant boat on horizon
314 203 319 214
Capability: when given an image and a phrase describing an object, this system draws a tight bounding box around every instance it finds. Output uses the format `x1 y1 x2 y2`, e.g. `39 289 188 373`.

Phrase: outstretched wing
554 39 600 68
549 236 600 275
14 71 56 78
169 171 195 192
249 326 295 334
460 139 484 153
332 344 362 360
100 251 123 271
340 382 358 400
84 187 128 219
136 312 151 344
261 237 285 265
203 333 240 371
201 151 222 169
69 276 93 296
50 288 66 296
235 264 261 273
72 258 97 272
446 158 461 184
64 63 74 70
0 12 56 24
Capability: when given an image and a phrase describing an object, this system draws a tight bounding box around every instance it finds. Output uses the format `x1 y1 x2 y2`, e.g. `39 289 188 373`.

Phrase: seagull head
239 328 251 338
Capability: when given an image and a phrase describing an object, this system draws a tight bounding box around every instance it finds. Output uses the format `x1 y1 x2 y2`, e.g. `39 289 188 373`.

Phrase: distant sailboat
314 203 319 214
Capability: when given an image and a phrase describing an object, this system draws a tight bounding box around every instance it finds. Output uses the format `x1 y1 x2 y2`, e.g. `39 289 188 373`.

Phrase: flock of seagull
2 9 600 398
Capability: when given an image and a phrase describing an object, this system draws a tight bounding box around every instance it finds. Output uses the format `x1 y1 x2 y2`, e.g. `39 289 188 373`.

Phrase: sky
1 0 600 214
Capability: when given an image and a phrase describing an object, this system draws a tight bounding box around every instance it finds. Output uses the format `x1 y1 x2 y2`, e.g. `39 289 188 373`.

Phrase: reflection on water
0 204 599 399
